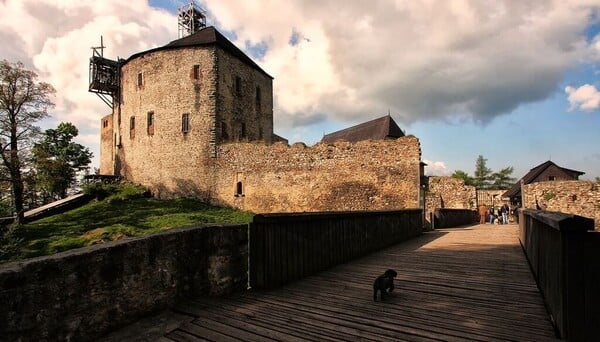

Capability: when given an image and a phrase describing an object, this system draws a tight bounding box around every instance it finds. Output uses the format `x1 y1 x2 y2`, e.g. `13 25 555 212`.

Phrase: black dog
373 269 397 301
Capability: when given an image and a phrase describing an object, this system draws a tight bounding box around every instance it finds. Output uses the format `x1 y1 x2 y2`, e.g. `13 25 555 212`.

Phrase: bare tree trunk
11 124 24 224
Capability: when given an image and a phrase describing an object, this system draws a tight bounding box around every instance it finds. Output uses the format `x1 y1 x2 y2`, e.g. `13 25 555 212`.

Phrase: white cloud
565 84 600 112
204 0 600 129
0 0 176 167
2 0 600 168
423 160 451 176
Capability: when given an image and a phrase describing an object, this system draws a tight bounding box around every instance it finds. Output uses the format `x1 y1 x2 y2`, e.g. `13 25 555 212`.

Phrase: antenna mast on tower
178 1 206 38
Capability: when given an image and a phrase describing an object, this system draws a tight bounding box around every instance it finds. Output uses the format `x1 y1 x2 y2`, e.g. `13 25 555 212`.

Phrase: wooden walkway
165 224 559 341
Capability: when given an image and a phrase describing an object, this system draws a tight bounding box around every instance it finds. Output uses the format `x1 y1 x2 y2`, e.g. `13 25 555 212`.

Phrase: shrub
82 182 119 200
83 182 149 202
0 224 23 261
542 190 556 202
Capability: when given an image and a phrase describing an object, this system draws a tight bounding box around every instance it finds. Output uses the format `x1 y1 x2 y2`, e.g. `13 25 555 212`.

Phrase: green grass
3 188 254 262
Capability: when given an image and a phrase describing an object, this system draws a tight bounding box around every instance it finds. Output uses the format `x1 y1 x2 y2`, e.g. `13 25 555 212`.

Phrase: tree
491 166 515 190
473 155 492 189
0 60 55 223
33 122 92 200
451 170 475 186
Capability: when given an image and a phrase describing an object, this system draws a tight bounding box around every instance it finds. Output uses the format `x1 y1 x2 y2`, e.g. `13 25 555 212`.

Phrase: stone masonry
523 180 600 230
214 137 422 213
98 27 424 213
0 224 248 341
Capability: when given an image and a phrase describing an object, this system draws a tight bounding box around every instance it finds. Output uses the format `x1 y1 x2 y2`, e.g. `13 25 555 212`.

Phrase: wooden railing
433 208 477 228
249 209 422 289
519 209 598 341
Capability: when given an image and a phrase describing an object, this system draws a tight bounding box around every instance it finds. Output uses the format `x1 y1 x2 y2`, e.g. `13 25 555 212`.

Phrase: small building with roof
321 115 405 144
503 160 585 206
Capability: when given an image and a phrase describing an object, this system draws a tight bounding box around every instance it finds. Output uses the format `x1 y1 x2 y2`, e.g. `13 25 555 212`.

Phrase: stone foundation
0 225 248 341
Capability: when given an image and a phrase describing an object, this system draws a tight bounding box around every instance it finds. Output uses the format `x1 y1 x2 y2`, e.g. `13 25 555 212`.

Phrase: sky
1 0 600 181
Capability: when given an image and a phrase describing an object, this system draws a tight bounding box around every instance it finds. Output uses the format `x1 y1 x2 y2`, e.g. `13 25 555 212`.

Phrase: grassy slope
12 197 254 261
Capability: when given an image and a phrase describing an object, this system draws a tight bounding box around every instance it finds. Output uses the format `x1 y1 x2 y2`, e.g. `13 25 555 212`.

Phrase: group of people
479 203 511 225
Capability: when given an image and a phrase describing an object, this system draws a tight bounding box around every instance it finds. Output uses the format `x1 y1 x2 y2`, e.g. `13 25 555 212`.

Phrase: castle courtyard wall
523 181 600 230
212 136 423 213
425 176 476 227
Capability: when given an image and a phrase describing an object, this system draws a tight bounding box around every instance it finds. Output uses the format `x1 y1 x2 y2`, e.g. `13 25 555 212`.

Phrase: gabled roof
503 161 585 198
321 115 405 144
125 26 272 79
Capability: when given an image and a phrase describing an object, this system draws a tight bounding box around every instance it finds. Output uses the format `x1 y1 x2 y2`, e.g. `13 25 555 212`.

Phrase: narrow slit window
193 65 200 80
241 122 246 139
137 72 143 87
147 111 154 136
236 181 243 196
256 86 261 103
129 116 135 139
235 76 242 95
221 121 228 140
182 113 190 133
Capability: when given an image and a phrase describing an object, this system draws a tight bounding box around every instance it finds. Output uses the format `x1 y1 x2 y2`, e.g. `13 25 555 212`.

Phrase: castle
90 6 425 213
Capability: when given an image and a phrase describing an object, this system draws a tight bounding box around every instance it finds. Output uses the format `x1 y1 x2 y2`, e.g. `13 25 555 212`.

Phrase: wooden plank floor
166 224 559 341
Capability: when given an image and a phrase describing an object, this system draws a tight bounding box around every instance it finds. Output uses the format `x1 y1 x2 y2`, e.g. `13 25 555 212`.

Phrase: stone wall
216 47 273 143
115 47 218 199
476 189 509 207
213 137 422 213
425 176 476 227
100 114 114 175
99 39 424 213
0 225 248 341
523 180 600 230
104 43 274 199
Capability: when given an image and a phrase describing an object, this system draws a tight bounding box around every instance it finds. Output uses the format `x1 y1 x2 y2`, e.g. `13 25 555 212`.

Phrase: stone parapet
0 225 248 341
523 180 599 230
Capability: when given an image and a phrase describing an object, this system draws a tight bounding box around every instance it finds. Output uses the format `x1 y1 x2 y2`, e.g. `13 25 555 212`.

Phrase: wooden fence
519 209 597 341
249 209 422 289
432 208 478 228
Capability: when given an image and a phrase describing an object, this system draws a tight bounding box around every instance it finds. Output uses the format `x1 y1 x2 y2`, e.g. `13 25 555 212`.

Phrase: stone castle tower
99 26 274 198
92 15 425 213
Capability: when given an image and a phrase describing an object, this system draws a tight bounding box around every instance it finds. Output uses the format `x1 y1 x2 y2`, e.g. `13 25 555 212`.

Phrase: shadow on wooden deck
103 224 560 341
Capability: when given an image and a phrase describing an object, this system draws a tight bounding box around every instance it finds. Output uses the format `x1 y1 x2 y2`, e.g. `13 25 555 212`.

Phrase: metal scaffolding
88 36 120 109
178 1 206 38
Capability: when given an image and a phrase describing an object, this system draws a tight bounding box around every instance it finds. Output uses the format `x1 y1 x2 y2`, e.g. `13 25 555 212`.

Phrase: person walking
501 203 509 224
479 205 487 224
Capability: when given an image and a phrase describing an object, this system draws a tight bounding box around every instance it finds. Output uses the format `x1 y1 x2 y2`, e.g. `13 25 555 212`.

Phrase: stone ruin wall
98 40 423 213
523 180 600 230
476 189 509 207
99 114 114 175
425 176 476 226
212 136 423 213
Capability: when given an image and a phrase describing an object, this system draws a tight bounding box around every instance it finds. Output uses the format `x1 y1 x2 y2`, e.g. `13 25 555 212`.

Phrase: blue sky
153 1 600 179
1 0 599 180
